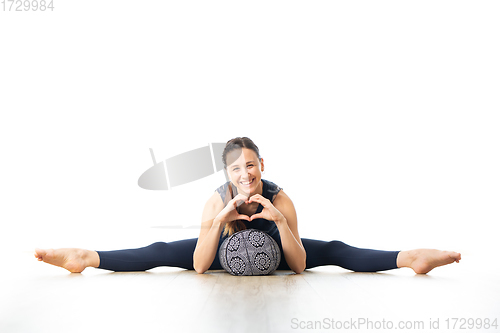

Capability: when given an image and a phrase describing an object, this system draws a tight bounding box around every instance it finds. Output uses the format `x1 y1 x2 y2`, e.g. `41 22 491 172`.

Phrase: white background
1 1 499 260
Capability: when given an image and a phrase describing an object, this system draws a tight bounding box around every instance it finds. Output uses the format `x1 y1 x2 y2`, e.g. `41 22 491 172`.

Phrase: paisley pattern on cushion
219 229 281 276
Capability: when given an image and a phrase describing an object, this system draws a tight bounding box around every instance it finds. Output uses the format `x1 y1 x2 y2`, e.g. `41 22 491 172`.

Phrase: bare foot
34 248 99 273
398 249 461 274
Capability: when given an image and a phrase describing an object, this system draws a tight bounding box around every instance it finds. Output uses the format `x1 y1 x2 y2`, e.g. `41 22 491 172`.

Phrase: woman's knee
146 242 170 252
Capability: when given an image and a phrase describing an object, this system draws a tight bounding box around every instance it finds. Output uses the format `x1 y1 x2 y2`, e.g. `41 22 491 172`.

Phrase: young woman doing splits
35 137 461 275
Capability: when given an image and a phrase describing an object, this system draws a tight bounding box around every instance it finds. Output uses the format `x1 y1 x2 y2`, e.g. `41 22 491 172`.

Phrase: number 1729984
2 0 54 11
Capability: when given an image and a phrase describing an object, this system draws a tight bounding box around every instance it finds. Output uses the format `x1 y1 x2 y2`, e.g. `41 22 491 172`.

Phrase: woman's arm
273 191 307 273
193 192 250 274
192 192 224 274
249 191 307 274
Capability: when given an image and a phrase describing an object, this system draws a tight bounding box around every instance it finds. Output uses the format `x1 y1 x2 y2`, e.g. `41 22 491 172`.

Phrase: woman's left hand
248 194 286 224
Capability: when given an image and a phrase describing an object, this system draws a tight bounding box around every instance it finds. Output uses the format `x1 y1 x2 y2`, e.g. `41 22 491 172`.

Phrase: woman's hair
221 137 261 237
222 137 261 169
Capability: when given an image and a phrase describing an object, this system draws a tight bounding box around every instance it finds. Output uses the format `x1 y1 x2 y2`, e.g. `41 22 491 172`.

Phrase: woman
35 137 461 274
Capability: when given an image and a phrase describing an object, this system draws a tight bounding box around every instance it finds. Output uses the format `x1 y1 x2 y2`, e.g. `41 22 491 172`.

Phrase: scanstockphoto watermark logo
138 143 231 230
291 318 425 331
138 143 228 191
290 317 499 331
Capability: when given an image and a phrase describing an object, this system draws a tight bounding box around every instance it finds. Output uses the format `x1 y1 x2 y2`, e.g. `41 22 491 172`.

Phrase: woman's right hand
214 193 250 226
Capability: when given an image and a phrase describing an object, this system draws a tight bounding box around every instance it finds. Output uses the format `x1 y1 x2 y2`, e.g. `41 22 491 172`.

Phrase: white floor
1 243 498 333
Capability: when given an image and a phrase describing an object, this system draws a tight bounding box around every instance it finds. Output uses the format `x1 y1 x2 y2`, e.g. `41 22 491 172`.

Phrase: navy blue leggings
97 238 400 273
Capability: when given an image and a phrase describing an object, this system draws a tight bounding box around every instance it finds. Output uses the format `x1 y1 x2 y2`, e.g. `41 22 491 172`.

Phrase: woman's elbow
292 265 306 274
194 267 207 274
193 259 208 274
292 258 307 274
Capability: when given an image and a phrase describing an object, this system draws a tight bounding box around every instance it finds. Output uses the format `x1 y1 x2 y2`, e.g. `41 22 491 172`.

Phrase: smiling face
225 148 264 197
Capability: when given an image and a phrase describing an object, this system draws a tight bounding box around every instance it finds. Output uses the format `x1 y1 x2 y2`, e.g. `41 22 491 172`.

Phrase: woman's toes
34 248 45 260
452 251 461 262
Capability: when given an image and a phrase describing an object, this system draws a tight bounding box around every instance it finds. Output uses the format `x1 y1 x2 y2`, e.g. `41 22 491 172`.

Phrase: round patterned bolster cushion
219 229 281 276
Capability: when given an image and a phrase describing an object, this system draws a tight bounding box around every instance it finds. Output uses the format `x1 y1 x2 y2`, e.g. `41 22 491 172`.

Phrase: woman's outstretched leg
301 239 461 274
35 238 224 273
302 239 400 272
96 239 199 272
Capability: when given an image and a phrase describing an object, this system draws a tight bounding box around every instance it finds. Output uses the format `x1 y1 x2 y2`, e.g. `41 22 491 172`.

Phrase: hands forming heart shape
216 193 285 225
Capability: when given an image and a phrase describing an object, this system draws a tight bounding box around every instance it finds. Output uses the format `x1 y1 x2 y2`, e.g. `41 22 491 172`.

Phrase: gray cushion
219 229 281 276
